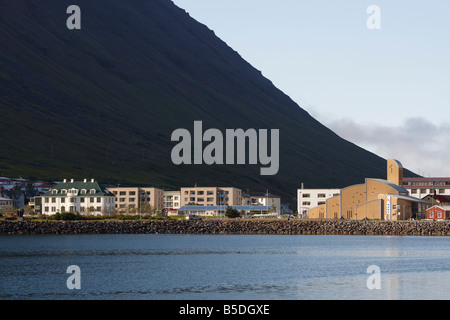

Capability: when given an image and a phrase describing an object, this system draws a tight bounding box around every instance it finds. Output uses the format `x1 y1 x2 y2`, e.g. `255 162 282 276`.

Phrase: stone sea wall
2 219 450 236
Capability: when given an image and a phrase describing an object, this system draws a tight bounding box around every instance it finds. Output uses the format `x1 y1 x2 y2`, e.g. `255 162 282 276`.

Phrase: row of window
302 201 326 206
406 181 450 186
44 206 103 212
52 189 97 195
44 197 107 203
429 211 445 219
411 189 448 194
301 193 339 198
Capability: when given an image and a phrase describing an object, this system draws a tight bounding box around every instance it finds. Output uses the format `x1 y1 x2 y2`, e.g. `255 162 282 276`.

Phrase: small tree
225 206 240 219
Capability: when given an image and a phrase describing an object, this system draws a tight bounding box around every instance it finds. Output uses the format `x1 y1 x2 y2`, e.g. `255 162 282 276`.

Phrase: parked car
185 214 202 221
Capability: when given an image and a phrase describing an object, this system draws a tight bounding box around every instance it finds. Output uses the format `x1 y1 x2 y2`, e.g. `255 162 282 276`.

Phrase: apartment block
180 187 242 207
108 187 164 213
297 188 341 218
164 191 181 215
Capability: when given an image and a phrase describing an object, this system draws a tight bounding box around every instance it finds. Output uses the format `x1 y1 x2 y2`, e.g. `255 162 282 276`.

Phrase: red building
426 205 450 220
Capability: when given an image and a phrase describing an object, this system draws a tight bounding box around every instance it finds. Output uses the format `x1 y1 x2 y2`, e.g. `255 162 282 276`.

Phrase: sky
172 0 450 177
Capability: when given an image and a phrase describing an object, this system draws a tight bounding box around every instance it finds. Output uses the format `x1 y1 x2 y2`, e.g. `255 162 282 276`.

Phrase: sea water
1 234 450 300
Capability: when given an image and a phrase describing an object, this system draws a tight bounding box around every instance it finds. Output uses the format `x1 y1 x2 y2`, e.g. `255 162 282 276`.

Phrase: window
430 211 434 219
97 197 101 203
90 189 96 194
80 197 84 203
411 189 417 194
44 198 49 203
318 201 326 205
51 189 58 194
438 212 442 219
51 198 56 203
119 198 126 202
51 207 56 212
197 191 204 195
119 191 126 196
197 198 204 202
302 201 311 206
318 194 326 198
81 189 87 194
45 207 49 212
129 198 135 202
207 191 214 195
302 194 310 198
61 198 65 203
129 191 136 195
207 197 214 202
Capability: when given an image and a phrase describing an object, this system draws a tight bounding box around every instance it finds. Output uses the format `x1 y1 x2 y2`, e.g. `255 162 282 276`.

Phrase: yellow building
308 159 430 220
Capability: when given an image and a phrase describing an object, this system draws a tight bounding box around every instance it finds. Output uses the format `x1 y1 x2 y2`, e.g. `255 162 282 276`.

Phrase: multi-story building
180 187 242 207
403 177 450 199
241 191 281 213
0 196 13 212
41 179 116 215
107 187 164 213
164 191 181 215
297 187 341 218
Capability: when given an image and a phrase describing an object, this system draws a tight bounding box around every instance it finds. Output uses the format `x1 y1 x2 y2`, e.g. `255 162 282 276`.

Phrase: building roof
42 180 114 197
428 205 450 211
394 195 431 204
423 194 450 203
242 192 280 198
368 179 409 194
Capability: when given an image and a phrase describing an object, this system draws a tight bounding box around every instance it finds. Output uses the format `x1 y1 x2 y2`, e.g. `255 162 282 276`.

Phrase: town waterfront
2 234 450 300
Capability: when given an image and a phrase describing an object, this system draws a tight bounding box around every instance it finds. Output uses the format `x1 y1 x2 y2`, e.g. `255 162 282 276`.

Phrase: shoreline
1 219 450 236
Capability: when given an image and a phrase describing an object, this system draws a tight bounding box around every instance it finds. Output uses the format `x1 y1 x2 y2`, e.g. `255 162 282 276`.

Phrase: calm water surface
1 234 450 300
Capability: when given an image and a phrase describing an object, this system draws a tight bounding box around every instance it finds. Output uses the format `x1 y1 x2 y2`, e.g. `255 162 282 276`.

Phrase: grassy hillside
0 0 408 203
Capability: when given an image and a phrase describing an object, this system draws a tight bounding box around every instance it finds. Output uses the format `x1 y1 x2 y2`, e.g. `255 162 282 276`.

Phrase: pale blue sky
171 0 450 176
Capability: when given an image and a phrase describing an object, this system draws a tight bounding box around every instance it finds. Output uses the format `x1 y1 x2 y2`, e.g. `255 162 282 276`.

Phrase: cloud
325 117 450 177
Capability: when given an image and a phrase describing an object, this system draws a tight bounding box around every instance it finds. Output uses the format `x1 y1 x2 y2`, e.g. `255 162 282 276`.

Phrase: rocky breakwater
2 219 450 236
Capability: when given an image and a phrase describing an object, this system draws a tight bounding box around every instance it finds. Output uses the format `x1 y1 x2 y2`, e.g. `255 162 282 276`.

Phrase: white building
297 187 341 218
41 179 116 216
164 190 181 216
403 177 450 199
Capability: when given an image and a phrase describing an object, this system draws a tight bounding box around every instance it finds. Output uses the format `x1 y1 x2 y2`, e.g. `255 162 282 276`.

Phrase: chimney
91 179 94 182
70 179 74 183
84 179 87 183
63 179 67 183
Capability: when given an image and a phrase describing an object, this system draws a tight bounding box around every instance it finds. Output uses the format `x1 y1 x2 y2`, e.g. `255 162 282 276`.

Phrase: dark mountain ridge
0 0 413 203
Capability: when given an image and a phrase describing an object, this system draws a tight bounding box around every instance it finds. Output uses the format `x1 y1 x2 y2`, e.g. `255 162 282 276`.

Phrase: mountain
0 0 414 203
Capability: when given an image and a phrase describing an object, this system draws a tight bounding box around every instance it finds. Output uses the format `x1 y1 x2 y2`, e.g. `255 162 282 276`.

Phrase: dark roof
42 180 114 197
423 194 450 202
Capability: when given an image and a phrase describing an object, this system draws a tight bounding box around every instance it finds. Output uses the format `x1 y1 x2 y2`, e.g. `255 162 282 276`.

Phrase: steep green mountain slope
0 0 409 202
